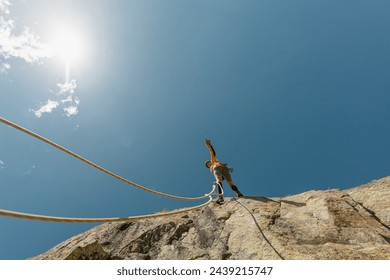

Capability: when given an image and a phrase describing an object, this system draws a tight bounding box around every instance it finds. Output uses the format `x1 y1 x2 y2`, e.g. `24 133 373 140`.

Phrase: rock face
32 177 390 260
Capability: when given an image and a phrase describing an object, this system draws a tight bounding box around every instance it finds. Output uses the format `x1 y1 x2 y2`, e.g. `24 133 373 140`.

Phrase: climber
205 138 243 204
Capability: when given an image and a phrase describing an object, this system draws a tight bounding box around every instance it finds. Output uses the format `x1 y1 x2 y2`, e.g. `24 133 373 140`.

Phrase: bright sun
52 28 85 64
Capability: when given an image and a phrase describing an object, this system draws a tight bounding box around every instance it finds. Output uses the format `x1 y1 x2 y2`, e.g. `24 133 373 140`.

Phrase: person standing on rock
205 138 243 204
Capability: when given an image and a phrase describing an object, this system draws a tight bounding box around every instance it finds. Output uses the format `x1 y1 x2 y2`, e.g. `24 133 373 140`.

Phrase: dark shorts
213 165 232 182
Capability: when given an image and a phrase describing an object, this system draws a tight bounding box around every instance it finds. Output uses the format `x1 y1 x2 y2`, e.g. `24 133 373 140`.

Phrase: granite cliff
32 177 390 260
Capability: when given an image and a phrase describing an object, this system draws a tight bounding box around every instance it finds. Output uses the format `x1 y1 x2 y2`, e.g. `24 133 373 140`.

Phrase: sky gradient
1 0 390 259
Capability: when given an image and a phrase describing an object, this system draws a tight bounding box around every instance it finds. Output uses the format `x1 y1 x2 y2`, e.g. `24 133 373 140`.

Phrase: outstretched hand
205 138 211 145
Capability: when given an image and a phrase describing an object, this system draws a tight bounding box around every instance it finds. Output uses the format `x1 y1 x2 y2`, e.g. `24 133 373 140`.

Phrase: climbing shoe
216 196 224 204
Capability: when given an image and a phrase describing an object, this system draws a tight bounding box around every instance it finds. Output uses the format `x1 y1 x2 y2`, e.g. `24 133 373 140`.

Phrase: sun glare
52 28 85 64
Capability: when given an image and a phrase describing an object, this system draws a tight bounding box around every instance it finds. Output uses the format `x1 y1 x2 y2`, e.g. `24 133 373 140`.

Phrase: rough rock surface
31 177 390 260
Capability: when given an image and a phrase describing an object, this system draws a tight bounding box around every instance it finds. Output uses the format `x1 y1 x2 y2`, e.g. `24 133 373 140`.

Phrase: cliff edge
31 177 390 260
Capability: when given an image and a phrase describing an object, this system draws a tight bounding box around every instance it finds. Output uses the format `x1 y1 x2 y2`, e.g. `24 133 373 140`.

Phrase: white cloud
25 165 36 175
60 94 73 103
0 61 9 72
58 80 80 117
0 159 4 169
31 80 80 118
32 99 59 118
0 27 54 63
0 0 10 15
2 1 82 118
58 79 77 94
0 0 53 64
64 106 78 117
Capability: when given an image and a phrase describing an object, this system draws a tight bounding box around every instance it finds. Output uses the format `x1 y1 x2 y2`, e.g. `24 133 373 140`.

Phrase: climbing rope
0 186 214 223
232 198 285 260
0 117 212 201
0 116 217 223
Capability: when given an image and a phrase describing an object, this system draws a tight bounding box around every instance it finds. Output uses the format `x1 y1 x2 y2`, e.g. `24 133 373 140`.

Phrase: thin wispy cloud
2 0 82 119
0 1 53 64
58 79 76 95
0 0 10 14
32 80 80 118
25 165 36 175
64 105 78 117
0 27 54 63
0 61 9 72
0 159 5 169
58 79 80 117
31 99 59 118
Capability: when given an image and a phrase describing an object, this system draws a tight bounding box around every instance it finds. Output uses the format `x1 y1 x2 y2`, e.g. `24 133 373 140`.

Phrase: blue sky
1 0 390 259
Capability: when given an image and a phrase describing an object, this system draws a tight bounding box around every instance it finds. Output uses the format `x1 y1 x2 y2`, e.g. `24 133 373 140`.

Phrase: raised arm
205 138 217 164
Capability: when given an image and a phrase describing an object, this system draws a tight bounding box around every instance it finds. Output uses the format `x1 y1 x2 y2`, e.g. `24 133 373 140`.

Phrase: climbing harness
0 117 215 223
